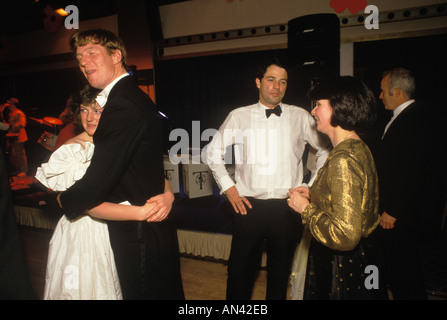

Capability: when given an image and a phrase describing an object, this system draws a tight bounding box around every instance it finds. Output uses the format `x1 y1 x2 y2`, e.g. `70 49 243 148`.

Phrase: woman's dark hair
69 84 101 130
307 76 377 132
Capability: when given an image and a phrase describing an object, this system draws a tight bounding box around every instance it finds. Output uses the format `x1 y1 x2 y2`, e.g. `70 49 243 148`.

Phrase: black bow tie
266 105 282 118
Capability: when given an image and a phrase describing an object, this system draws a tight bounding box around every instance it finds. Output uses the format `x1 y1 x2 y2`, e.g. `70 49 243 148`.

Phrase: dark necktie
265 105 282 118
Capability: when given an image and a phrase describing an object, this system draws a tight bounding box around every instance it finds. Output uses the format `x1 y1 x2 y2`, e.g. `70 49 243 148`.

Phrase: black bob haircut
307 76 377 132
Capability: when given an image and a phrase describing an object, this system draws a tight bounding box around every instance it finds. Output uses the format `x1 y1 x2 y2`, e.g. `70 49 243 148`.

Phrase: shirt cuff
219 175 235 194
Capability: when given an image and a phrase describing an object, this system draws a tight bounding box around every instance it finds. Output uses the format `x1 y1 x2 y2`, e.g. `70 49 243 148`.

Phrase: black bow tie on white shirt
265 105 282 118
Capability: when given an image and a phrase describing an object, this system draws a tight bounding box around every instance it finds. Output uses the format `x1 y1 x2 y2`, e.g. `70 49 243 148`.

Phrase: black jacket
60 75 165 218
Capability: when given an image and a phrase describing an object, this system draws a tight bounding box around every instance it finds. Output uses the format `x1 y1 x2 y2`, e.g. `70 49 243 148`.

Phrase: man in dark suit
374 68 428 299
57 29 184 299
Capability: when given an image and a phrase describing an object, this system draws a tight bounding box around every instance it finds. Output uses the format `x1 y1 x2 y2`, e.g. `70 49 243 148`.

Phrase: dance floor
9 173 447 300
11 173 239 262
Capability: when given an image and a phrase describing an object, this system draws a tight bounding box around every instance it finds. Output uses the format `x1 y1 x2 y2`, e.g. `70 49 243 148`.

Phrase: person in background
0 144 37 299
5 98 28 177
54 95 83 150
0 103 9 155
374 68 430 299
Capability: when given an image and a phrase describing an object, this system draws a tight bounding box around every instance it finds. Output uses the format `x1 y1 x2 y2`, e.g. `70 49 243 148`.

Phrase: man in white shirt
207 58 330 299
4 98 28 177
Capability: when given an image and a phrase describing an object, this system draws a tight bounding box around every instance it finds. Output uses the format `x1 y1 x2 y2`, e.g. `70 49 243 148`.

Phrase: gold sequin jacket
301 139 380 251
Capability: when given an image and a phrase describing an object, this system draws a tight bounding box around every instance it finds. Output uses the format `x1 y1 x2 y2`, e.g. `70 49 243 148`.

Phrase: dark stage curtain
153 49 313 150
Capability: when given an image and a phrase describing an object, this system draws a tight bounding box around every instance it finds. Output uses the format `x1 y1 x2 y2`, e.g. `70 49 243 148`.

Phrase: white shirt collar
392 99 415 119
96 73 130 108
382 99 415 138
258 101 282 110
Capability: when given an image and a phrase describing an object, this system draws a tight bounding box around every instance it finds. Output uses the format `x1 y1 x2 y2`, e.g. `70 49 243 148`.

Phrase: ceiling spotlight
55 8 69 16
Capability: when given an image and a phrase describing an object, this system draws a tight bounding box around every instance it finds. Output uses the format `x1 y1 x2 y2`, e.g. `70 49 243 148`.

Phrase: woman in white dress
36 85 174 300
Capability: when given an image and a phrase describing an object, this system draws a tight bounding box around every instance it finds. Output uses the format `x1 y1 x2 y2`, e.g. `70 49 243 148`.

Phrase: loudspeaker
288 13 340 78
286 14 340 107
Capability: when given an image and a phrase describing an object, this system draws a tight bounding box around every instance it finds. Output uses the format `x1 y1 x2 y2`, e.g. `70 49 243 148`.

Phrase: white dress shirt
206 102 330 199
382 99 415 139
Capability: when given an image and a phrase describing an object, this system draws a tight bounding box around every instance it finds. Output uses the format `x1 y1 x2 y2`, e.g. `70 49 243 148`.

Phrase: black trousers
377 225 427 300
107 218 185 300
226 198 302 300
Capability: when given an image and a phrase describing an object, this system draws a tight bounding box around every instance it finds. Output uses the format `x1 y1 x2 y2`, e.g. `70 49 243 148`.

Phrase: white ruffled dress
35 142 122 300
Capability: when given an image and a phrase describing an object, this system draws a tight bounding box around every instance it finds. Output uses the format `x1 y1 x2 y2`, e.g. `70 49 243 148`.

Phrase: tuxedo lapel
93 76 138 139
382 101 417 142
105 75 135 101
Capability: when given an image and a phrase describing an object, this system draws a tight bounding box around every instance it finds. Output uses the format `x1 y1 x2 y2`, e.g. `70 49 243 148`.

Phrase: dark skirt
304 231 387 300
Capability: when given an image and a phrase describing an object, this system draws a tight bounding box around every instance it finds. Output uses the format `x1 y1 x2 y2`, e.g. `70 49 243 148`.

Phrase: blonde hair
70 29 127 67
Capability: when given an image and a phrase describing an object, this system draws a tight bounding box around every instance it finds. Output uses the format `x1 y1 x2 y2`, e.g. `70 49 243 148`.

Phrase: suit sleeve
378 107 426 224
60 96 148 219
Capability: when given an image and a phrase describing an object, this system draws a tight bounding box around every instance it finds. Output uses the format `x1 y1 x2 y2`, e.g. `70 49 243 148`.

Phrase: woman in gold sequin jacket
287 76 386 300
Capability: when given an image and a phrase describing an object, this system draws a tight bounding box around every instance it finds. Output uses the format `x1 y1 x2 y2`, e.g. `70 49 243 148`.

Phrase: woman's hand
287 187 310 214
289 186 310 199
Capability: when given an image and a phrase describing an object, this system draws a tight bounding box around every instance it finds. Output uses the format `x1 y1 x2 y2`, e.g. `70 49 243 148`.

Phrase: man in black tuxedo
374 68 429 299
57 29 184 299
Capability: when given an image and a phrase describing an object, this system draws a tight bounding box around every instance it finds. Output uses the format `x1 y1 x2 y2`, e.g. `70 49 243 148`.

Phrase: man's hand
380 211 396 229
225 186 252 215
145 190 174 222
